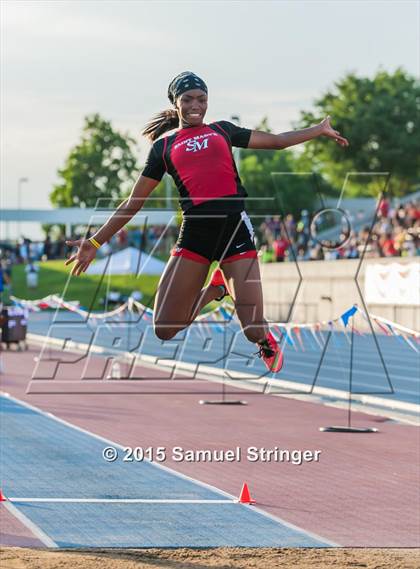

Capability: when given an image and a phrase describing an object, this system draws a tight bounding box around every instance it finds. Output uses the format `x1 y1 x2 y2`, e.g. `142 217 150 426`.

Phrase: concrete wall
260 257 419 331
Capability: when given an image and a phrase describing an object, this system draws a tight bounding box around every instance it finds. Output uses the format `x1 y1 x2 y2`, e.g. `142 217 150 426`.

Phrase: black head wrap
167 71 208 105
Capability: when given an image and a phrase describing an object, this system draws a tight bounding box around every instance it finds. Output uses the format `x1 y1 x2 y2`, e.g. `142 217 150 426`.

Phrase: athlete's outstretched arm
87 175 160 246
248 115 349 150
65 175 160 276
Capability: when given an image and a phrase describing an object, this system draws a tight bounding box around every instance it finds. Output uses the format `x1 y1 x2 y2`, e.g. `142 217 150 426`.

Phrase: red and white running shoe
255 331 284 373
210 268 229 301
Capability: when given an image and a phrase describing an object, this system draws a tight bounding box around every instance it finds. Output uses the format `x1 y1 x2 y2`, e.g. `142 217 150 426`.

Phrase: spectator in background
407 201 420 224
284 214 296 241
343 235 359 259
25 259 39 289
393 226 407 255
295 210 310 249
24 237 32 260
308 242 324 261
378 216 392 235
53 235 66 258
129 227 142 249
117 228 128 250
0 263 4 305
395 203 407 227
323 242 341 260
0 260 11 304
380 232 397 257
259 219 273 245
43 235 52 260
272 215 281 238
13 243 22 263
359 225 370 243
3 197 418 269
265 216 281 239
272 234 289 262
259 243 274 263
296 246 309 261
401 234 417 257
378 196 390 218
301 209 310 232
19 237 31 262
1 256 13 284
258 197 419 263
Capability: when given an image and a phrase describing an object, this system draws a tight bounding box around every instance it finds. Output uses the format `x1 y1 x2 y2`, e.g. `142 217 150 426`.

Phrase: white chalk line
8 498 234 504
2 500 58 548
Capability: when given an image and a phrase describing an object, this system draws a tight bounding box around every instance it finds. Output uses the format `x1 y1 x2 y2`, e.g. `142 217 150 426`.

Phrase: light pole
230 115 241 176
17 177 28 239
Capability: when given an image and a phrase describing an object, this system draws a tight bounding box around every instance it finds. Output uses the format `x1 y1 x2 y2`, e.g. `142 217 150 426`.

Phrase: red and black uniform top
142 121 252 215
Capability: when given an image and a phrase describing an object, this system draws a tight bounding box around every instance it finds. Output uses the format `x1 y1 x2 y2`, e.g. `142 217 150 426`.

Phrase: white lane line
1 392 338 547
2 501 58 548
8 498 234 504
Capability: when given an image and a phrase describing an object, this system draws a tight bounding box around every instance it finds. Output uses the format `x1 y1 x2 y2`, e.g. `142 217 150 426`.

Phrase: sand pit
1 547 419 569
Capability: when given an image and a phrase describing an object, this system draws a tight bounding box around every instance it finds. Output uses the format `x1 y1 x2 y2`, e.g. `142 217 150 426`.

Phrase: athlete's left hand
64 238 97 277
319 116 349 147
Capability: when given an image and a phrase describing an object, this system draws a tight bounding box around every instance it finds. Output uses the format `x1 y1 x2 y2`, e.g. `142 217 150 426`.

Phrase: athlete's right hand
64 239 98 276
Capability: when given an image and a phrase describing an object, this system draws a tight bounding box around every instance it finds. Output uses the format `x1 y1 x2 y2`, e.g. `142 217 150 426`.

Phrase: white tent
87 247 166 276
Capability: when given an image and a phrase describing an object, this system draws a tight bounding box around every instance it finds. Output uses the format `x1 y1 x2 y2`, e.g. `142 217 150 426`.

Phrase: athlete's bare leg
220 256 269 344
153 256 222 340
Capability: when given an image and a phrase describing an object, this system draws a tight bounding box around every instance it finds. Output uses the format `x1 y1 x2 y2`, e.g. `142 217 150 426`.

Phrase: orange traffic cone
238 482 256 504
0 489 7 502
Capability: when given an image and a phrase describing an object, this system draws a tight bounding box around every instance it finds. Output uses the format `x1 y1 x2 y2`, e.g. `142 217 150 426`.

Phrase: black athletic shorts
171 211 257 265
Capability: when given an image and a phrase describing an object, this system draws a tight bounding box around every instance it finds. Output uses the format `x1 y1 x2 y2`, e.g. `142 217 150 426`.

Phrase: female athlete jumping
65 71 348 372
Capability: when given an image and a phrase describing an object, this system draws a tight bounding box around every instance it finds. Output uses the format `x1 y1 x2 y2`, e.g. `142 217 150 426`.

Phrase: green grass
11 260 160 311
11 259 225 313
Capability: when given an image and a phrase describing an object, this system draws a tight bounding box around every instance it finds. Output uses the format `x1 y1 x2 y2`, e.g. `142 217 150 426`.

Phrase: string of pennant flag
9 294 420 353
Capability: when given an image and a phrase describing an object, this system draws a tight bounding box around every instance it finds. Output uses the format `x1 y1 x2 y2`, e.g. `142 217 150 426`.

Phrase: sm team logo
185 138 209 153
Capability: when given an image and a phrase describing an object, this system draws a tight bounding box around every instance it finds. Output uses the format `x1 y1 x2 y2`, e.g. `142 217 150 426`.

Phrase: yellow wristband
89 237 101 249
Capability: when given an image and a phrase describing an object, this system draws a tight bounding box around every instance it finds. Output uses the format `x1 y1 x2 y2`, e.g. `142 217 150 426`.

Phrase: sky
1 0 419 238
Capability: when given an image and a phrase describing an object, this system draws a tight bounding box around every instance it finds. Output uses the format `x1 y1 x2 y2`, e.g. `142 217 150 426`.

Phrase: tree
50 114 139 208
41 223 66 239
294 68 420 196
241 117 318 218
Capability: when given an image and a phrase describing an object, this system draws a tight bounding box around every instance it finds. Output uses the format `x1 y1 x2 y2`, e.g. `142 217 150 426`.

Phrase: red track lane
0 345 419 547
0 505 44 547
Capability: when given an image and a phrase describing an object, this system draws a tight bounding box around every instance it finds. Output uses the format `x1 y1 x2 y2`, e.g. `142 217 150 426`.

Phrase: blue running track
28 312 420 407
0 394 331 548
